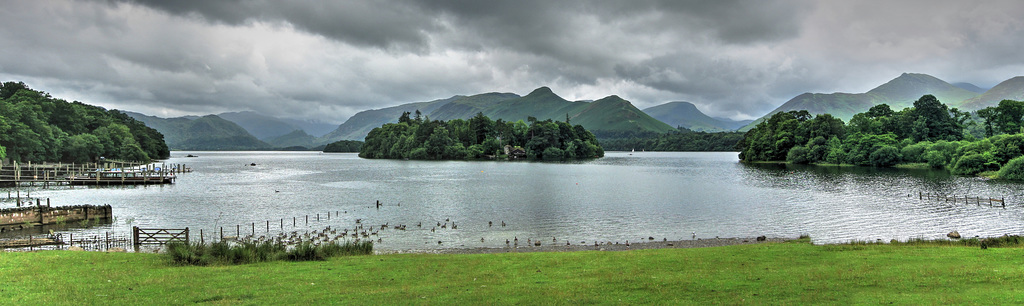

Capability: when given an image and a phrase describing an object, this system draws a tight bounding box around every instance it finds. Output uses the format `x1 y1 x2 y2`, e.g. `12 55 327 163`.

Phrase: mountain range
122 73 1023 150
740 73 1023 131
642 101 751 132
320 87 676 142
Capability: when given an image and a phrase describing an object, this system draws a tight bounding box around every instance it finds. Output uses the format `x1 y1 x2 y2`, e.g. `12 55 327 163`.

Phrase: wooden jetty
0 204 112 233
0 160 190 187
0 236 62 248
919 192 1006 207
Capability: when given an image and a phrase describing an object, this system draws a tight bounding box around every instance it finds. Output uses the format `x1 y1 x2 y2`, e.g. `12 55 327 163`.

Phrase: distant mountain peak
526 86 555 96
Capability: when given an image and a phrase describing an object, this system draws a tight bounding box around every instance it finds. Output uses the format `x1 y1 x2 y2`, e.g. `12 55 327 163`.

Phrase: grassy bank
3 240 1023 304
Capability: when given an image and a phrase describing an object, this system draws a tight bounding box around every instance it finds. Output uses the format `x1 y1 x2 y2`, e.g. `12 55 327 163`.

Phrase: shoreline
377 237 791 255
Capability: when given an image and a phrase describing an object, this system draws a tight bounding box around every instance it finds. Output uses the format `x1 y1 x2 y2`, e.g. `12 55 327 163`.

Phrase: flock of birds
229 200 700 249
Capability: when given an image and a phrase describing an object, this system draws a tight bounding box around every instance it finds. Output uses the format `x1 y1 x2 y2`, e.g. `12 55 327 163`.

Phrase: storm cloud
1 0 1022 122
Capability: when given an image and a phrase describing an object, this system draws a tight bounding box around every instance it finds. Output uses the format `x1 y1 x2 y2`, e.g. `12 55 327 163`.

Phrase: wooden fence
919 192 1005 207
133 226 189 245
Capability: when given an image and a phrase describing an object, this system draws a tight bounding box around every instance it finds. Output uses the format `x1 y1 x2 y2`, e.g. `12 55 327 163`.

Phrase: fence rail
919 192 1005 207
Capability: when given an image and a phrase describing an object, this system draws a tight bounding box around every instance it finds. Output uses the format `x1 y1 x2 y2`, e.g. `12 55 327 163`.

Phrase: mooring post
266 220 269 232
220 227 223 241
251 222 255 235
306 215 308 225
293 217 296 227
327 212 330 221
236 224 240 238
132 226 139 247
280 218 283 229
317 213 320 221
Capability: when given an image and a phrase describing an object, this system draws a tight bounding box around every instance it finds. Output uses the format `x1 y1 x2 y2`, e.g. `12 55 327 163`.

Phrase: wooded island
360 112 604 161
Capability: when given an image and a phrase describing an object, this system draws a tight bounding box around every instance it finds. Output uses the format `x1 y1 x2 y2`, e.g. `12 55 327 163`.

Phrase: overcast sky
1 0 1022 123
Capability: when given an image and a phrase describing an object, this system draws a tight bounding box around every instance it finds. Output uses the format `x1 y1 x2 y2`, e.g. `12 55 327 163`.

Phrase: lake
3 151 1022 251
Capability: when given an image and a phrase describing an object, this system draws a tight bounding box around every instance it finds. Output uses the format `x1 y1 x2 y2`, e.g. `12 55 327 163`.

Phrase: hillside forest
738 95 1024 180
0 82 169 163
360 112 604 161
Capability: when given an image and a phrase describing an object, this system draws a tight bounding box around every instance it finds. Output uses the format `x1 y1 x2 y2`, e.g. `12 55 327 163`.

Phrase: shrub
786 146 810 164
869 145 900 167
923 150 947 168
900 141 931 163
166 240 371 266
998 156 1024 181
542 147 564 161
167 242 208 266
951 153 992 175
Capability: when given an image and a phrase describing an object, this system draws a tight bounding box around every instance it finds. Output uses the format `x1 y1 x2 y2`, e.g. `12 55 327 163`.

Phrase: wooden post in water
266 220 269 232
220 227 223 242
200 229 204 245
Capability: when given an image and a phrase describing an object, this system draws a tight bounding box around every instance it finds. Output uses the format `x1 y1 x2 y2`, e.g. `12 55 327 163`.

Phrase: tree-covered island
738 94 1024 180
360 112 604 161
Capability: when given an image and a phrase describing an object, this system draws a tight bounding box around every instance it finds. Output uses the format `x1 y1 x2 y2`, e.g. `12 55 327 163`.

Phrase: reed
166 240 372 266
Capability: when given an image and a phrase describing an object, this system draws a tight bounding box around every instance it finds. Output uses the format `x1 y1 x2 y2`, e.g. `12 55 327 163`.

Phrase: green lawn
2 241 1022 304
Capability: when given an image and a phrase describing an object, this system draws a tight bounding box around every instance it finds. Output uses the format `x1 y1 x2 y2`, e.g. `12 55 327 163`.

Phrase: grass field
2 240 1022 304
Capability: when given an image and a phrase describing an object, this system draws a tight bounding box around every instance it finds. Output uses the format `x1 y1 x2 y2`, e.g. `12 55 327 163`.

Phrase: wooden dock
919 192 1006 207
0 160 190 187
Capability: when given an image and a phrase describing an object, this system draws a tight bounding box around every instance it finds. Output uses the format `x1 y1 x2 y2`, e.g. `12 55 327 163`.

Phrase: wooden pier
0 160 190 187
919 192 1006 207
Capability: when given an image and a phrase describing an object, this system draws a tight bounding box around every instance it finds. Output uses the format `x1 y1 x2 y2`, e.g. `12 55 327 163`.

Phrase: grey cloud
124 0 442 50
3 0 1024 124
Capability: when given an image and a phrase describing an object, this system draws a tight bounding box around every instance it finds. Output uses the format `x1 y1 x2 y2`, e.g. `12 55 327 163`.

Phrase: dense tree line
599 130 744 151
0 81 169 163
738 94 1024 179
360 112 604 160
322 140 363 153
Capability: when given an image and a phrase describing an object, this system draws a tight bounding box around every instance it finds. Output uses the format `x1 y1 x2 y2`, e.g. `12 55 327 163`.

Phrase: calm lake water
3 151 1023 251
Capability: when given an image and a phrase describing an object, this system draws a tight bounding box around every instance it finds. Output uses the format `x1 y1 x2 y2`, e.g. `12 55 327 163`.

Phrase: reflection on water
2 151 1022 250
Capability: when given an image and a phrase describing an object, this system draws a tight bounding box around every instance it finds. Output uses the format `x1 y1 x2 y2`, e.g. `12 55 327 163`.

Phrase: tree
910 95 962 141
977 100 1024 136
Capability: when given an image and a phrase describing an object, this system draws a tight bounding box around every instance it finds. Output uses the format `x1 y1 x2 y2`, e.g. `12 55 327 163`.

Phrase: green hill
125 113 270 150
741 73 981 131
217 111 337 139
952 82 988 93
643 101 750 132
570 95 676 133
264 129 316 149
862 73 979 109
320 87 675 142
318 96 463 143
959 76 1024 110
